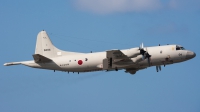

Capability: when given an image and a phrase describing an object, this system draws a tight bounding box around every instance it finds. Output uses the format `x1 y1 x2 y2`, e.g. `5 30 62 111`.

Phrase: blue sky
0 0 200 112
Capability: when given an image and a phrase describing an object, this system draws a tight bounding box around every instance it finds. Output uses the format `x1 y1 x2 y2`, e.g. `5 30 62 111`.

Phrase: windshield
176 45 185 50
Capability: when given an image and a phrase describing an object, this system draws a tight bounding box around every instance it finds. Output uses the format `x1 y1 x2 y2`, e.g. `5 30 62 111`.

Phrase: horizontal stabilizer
4 62 21 66
32 54 52 63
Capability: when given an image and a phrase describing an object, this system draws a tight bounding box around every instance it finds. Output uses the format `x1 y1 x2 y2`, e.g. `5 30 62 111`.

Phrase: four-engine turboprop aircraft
4 31 196 74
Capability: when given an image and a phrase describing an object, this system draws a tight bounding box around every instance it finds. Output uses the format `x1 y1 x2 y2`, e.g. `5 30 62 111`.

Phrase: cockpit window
176 45 185 50
180 47 185 50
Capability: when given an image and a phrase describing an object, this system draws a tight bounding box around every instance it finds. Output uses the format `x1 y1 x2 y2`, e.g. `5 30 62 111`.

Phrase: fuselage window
85 58 88 61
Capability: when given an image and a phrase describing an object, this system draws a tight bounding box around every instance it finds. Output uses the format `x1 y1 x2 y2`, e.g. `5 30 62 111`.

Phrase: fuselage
21 44 195 72
4 31 196 74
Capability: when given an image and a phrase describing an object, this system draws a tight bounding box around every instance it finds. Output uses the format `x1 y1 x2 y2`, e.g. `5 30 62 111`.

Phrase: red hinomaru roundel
78 60 83 65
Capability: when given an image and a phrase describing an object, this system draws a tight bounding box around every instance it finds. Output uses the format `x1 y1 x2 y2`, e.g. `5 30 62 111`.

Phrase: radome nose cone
186 51 196 60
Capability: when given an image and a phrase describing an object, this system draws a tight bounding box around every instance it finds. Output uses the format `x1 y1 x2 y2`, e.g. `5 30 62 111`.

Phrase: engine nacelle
131 55 143 63
125 48 140 58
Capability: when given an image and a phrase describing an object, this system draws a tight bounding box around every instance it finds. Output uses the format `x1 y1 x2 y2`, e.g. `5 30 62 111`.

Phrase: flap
32 54 52 63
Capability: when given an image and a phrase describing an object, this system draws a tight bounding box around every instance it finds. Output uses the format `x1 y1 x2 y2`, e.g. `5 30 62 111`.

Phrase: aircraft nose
186 51 196 60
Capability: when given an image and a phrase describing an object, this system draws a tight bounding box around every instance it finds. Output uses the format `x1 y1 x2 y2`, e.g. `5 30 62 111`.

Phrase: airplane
4 30 196 75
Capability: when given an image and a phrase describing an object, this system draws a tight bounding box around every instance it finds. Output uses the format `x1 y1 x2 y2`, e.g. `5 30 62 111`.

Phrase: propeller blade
139 43 146 55
141 43 144 49
142 55 145 60
145 47 151 58
139 43 144 50
139 43 151 67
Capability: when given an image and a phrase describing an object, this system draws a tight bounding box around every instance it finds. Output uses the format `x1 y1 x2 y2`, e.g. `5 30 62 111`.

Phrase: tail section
35 31 55 58
35 31 82 58
4 30 82 66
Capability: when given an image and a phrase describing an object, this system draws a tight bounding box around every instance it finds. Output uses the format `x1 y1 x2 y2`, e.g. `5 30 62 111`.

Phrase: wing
103 50 144 72
107 50 132 62
103 50 132 70
108 50 129 59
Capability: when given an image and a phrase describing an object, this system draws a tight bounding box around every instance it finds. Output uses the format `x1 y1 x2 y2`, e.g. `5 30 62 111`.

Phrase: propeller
139 43 151 66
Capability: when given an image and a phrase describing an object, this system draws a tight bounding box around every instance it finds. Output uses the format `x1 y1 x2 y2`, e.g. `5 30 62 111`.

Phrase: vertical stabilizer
35 31 82 58
35 31 56 58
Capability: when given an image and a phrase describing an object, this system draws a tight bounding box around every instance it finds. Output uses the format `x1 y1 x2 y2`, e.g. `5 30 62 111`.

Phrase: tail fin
35 31 82 58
